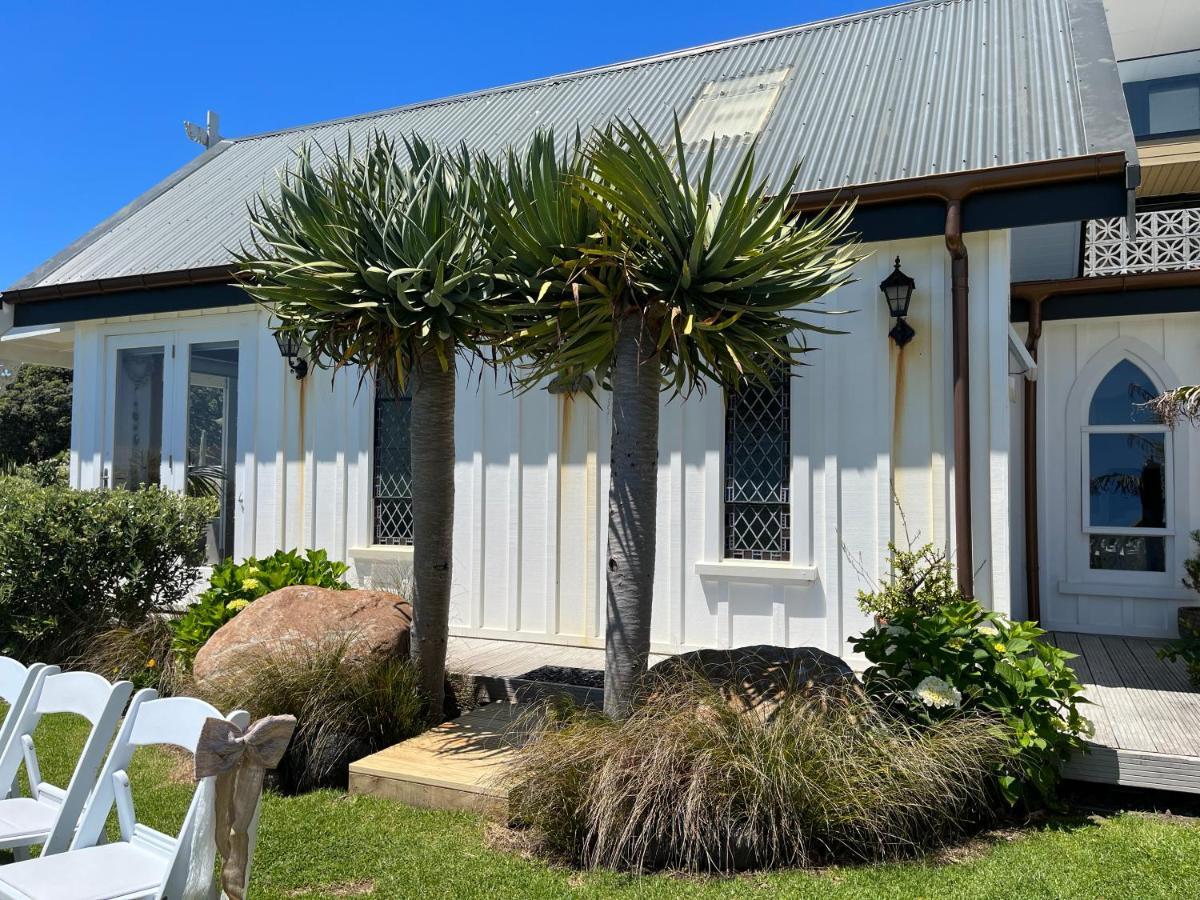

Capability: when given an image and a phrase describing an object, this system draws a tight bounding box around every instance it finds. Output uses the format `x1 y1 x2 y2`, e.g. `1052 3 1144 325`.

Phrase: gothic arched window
1085 360 1169 572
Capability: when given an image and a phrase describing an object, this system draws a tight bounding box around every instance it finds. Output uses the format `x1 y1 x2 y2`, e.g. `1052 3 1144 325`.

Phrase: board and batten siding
1027 312 1200 637
69 231 1012 657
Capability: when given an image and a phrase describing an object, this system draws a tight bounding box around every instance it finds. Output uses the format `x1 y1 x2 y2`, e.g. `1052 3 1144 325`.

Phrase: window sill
694 560 818 584
1057 580 1195 602
349 545 414 563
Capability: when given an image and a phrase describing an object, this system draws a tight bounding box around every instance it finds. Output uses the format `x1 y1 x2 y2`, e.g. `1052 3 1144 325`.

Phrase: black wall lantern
880 256 916 348
274 329 309 379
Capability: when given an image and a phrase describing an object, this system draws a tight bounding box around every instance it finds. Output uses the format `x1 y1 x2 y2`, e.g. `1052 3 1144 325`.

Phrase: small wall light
880 257 916 348
273 328 309 379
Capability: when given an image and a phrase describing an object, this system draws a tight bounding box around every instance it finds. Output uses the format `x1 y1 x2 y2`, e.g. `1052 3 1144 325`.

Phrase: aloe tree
488 123 860 717
1152 385 1200 426
236 133 506 723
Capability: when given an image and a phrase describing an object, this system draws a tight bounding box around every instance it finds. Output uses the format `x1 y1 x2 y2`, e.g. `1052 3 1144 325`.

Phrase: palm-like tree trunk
409 347 456 724
603 313 661 718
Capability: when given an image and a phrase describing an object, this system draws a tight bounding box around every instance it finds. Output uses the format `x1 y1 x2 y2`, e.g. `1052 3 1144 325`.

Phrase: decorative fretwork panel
373 379 413 546
724 369 791 561
1084 207 1200 276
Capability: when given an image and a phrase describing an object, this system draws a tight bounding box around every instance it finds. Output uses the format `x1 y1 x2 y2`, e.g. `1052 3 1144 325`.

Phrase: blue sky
0 1 877 288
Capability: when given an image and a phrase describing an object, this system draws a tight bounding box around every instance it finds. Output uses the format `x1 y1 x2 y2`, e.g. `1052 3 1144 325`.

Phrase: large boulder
648 644 857 721
192 585 412 691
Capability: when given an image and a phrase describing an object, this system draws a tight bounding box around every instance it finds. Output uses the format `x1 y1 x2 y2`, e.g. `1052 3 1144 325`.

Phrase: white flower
976 621 999 637
913 675 962 710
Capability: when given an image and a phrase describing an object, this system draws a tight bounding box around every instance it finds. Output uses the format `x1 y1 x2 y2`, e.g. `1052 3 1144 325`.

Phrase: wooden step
349 703 523 817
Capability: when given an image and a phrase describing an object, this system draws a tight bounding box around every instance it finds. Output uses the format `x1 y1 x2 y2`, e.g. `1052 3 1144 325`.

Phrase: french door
103 330 243 563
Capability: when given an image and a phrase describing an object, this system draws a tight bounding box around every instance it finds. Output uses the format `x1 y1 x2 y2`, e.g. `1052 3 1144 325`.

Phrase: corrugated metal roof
10 0 1134 292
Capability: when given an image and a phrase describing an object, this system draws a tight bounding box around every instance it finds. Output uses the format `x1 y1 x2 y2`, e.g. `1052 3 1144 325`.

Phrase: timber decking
1052 631 1200 793
350 633 1200 813
349 702 521 816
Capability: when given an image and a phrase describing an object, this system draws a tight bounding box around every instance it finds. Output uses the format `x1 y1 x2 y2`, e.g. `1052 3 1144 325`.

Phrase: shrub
73 616 182 693
858 541 960 621
195 638 424 792
1184 530 1200 595
172 548 350 667
0 364 72 466
504 674 1008 873
0 452 69 487
849 600 1091 806
0 478 213 661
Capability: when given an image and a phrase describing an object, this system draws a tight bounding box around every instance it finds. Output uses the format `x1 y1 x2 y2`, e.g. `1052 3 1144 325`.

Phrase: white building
3 0 1198 654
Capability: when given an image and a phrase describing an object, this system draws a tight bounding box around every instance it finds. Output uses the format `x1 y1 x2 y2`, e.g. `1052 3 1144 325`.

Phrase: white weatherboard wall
70 231 1012 657
1033 312 1200 637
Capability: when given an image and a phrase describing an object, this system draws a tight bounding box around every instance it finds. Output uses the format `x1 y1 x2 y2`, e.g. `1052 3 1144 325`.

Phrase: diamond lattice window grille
373 378 413 546
724 367 791 561
1084 207 1200 276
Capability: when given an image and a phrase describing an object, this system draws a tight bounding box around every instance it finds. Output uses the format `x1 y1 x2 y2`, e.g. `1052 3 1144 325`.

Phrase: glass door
185 342 240 562
104 329 245 564
104 335 174 490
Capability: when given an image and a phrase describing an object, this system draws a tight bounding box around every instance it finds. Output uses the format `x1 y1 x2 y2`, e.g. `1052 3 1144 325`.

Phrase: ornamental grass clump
196 637 423 793
504 673 1007 874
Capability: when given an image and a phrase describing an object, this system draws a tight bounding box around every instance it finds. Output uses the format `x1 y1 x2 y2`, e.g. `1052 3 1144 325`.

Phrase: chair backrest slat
0 658 49 766
36 671 120 724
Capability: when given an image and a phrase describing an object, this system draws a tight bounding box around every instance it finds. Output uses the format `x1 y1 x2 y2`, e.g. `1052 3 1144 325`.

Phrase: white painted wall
1035 312 1200 637
70 231 1013 657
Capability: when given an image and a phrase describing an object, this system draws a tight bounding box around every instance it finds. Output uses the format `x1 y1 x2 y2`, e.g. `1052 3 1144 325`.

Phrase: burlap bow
194 714 297 900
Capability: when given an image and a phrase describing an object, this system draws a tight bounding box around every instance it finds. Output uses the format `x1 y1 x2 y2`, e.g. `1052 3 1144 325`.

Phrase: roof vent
183 110 222 149
677 68 791 146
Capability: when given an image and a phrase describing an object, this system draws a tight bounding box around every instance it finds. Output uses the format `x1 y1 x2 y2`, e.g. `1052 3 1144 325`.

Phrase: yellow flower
146 658 157 669
227 598 250 612
240 577 262 592
994 642 1007 653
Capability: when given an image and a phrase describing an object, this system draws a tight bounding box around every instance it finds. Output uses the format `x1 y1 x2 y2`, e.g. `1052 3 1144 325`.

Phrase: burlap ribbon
194 714 297 900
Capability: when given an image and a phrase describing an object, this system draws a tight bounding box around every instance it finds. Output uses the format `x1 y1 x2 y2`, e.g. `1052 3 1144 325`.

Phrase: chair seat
0 798 56 847
0 842 166 900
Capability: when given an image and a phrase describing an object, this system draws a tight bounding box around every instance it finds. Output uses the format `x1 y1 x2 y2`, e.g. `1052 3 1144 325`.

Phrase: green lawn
11 712 1200 899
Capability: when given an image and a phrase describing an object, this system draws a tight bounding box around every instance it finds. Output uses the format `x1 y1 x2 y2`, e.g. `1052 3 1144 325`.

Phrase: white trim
1008 325 1037 381
1057 580 1197 602
694 560 818 583
348 544 414 562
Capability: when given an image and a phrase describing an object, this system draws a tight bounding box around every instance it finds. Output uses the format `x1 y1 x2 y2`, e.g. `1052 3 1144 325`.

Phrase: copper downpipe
1022 298 1044 621
945 200 974 599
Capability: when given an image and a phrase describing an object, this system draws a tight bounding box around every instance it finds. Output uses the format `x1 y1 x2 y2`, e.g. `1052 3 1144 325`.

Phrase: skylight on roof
677 68 791 145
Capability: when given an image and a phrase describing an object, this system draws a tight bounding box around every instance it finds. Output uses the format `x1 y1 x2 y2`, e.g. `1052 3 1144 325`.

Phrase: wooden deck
350 633 1200 813
1052 631 1200 793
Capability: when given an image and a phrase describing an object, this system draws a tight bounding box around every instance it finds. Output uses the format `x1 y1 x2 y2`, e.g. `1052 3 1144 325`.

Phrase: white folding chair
0 669 132 860
0 659 50 767
0 690 252 900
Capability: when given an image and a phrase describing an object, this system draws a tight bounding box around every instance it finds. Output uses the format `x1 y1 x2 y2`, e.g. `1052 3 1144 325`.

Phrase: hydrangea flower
913 675 962 709
240 577 262 593
227 598 251 612
976 621 999 637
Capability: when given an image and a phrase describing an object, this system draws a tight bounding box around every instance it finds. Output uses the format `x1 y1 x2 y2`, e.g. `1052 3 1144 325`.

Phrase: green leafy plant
850 600 1091 806
0 364 72 466
196 637 424 792
1156 534 1200 687
857 541 960 621
172 548 350 667
505 672 1007 873
0 478 213 661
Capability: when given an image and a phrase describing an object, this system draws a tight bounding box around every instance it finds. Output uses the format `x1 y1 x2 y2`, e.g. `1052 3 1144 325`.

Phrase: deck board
1053 631 1200 792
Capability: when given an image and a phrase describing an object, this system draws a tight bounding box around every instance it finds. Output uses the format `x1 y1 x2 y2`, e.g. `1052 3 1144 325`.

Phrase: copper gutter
1012 267 1200 622
0 264 235 304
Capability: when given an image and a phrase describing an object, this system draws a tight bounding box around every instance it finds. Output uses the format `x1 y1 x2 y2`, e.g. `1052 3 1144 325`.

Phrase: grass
8 710 1200 898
